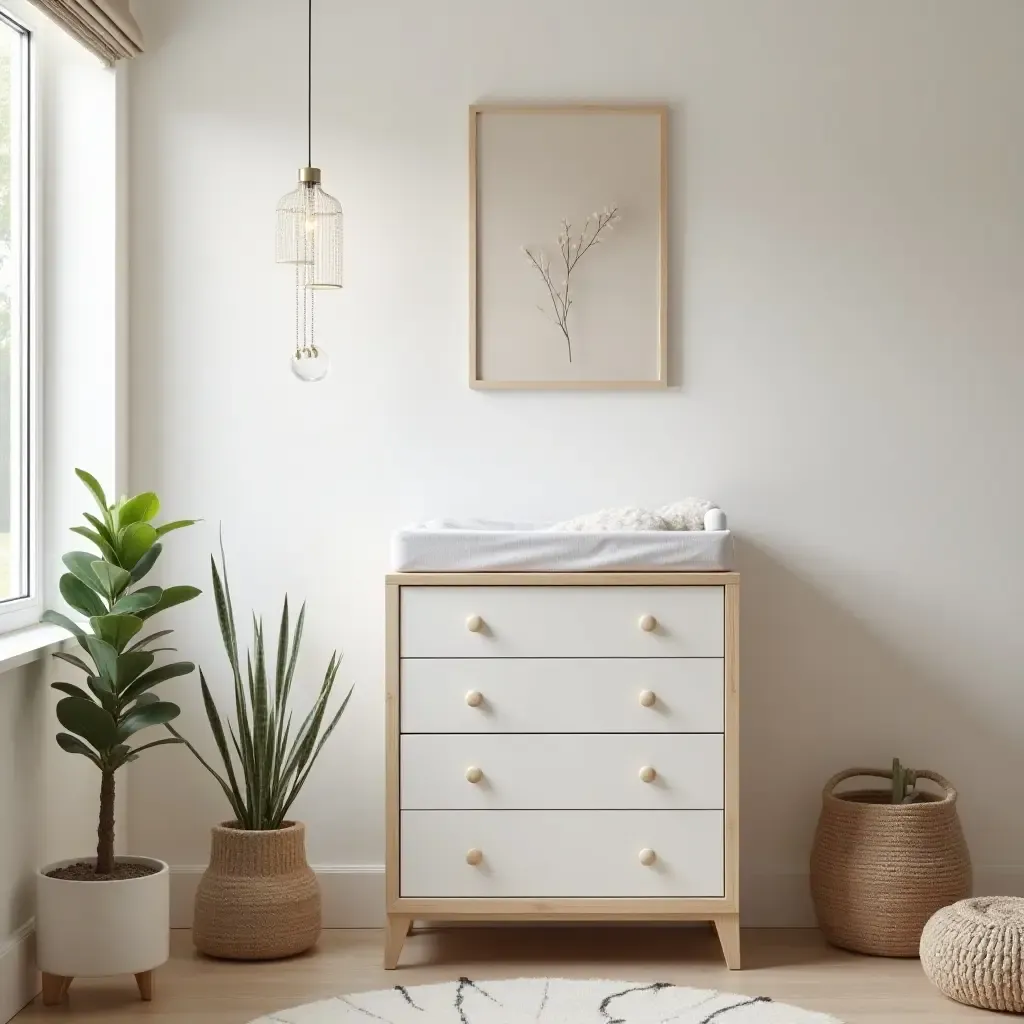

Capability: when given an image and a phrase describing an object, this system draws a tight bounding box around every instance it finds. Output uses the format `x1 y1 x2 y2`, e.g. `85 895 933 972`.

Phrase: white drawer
401 810 724 898
400 658 724 734
400 586 724 659
400 733 723 810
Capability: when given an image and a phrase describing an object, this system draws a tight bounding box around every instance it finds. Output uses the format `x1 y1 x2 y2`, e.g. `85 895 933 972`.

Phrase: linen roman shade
27 0 142 63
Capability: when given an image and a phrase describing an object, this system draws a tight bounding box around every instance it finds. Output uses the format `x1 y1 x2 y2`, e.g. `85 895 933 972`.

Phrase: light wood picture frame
469 104 668 390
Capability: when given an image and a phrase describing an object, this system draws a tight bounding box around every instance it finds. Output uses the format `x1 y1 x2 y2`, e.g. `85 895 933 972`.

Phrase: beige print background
476 110 663 384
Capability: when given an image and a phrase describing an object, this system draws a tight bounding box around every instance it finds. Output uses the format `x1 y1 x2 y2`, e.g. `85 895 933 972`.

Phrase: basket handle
823 767 957 804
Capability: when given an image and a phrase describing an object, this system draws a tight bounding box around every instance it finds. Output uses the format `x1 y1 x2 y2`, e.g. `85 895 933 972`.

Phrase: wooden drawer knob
639 848 657 866
465 766 483 784
639 765 657 783
638 689 656 708
466 614 484 633
465 690 484 707
466 848 483 866
639 614 657 632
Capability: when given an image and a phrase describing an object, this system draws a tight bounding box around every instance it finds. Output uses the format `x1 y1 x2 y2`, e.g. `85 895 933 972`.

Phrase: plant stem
96 770 115 874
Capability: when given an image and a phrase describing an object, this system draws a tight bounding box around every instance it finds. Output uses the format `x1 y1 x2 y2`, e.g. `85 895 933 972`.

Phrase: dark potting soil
46 861 159 882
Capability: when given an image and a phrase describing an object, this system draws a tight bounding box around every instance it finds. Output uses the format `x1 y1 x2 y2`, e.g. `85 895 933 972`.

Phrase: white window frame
0 1 40 634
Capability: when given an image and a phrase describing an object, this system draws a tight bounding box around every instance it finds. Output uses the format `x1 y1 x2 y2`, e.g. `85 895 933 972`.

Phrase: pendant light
275 0 343 383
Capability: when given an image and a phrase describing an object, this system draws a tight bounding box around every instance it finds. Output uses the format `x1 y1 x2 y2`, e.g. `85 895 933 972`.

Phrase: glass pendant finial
290 343 330 383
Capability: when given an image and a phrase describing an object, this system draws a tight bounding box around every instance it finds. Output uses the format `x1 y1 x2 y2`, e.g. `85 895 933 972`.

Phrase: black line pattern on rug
394 985 425 1011
536 979 550 1020
698 996 773 1023
600 982 675 1024
340 995 398 1023
455 977 505 1024
658 990 719 1023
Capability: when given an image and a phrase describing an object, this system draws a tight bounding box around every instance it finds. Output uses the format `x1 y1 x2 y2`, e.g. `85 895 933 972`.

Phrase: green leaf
51 681 93 701
111 586 163 615
120 661 195 703
118 492 160 526
127 629 173 652
84 637 118 684
118 523 158 570
83 513 117 548
87 675 117 712
75 469 109 518
114 651 156 693
107 743 136 769
281 683 353 822
41 609 86 640
70 526 118 564
89 614 143 652
275 596 289 714
62 552 105 594
155 519 198 537
90 561 132 601
59 573 107 618
130 692 160 708
281 601 306 713
56 696 117 751
52 650 92 674
117 700 181 740
137 585 202 621
129 542 162 583
55 732 102 767
127 736 183 757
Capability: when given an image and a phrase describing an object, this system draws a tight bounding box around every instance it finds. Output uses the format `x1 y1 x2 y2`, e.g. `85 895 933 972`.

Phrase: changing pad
392 517 734 573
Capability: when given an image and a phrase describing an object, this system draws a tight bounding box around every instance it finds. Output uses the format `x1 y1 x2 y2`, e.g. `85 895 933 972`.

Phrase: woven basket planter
810 768 971 957
193 821 320 960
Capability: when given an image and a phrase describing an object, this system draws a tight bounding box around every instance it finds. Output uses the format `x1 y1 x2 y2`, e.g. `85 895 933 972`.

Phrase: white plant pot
36 857 170 978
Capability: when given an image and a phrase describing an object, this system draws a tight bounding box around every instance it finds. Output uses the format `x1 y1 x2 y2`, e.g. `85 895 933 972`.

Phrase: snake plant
43 469 200 875
169 539 352 830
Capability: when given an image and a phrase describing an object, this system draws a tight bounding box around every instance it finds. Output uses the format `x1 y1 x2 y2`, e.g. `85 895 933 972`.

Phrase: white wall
127 0 1024 925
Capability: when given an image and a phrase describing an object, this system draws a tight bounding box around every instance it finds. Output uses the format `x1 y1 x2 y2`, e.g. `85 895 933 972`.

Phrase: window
0 7 31 623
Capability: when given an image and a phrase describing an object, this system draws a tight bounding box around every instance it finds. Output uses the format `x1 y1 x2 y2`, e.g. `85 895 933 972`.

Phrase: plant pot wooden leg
41 973 71 1006
383 915 411 970
135 970 154 1001
713 914 742 970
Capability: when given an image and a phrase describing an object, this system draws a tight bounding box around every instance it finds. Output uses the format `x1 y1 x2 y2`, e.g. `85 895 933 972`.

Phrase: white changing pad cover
392 519 734 573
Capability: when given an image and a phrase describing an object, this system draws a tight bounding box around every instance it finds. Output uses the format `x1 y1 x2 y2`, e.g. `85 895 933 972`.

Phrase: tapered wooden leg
383 915 411 969
41 972 70 1006
713 914 742 969
135 970 154 1001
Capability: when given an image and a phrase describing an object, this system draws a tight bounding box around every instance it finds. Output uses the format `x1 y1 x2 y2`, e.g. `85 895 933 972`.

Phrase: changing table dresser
384 571 740 968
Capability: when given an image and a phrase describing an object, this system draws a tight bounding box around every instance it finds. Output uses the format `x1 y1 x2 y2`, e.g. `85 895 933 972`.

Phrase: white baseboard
0 920 37 1024
170 865 385 929
171 864 1024 931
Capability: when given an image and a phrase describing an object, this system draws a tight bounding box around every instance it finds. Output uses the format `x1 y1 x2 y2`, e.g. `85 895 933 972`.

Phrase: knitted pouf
920 897 1024 1012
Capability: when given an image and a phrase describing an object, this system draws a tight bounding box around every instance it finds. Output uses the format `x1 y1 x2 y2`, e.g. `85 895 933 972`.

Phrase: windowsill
0 621 72 675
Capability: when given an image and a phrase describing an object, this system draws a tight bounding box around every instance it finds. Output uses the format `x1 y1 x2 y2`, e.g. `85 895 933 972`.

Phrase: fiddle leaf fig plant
43 469 201 876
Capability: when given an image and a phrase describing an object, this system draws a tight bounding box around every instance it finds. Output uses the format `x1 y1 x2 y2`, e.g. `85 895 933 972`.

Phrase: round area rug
248 978 842 1024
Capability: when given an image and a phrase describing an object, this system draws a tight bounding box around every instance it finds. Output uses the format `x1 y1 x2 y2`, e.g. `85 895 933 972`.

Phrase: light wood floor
14 927 986 1023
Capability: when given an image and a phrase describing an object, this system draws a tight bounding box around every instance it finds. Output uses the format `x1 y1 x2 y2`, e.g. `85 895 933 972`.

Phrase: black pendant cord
307 0 312 167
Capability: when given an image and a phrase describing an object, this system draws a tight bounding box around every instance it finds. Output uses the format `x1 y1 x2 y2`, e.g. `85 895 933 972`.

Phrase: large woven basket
193 821 320 960
810 768 971 957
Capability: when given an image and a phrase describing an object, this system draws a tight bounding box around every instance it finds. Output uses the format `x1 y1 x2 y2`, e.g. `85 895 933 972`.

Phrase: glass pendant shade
290 344 330 381
275 170 343 288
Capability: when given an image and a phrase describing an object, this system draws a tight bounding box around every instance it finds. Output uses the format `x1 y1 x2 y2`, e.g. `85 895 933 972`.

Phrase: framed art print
469 104 668 390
